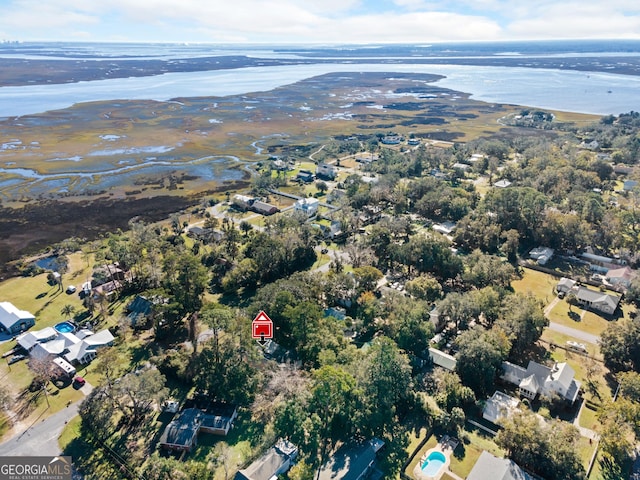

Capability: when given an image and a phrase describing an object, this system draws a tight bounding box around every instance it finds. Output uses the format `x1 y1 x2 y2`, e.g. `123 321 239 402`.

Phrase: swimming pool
421 451 446 477
54 321 75 334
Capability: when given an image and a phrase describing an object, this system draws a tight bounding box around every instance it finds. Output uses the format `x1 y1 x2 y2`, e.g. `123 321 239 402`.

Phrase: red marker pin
252 311 273 346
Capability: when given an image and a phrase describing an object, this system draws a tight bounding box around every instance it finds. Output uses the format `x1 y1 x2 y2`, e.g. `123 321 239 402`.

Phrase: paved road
0 403 80 457
547 321 600 345
0 382 92 457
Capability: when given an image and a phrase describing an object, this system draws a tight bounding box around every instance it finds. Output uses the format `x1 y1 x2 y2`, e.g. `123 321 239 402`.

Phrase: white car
566 341 587 352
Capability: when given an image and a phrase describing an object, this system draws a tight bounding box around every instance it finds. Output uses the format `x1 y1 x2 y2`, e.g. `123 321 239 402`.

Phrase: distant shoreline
1 54 640 88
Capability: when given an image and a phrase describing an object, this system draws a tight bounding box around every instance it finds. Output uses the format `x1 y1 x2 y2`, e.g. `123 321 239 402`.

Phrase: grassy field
511 268 557 304
546 300 610 337
540 328 600 358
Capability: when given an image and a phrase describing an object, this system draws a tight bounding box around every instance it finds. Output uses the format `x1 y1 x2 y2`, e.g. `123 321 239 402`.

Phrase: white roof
483 391 520 424
0 302 35 330
31 339 66 358
52 357 76 375
64 329 114 363
84 329 115 346
295 197 319 207
17 327 57 350
60 331 82 347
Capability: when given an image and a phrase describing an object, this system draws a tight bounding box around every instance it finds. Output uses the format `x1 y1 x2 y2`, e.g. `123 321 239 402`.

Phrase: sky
1 0 640 44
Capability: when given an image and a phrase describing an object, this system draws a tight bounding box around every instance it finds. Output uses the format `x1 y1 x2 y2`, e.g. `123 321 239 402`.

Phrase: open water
0 41 639 117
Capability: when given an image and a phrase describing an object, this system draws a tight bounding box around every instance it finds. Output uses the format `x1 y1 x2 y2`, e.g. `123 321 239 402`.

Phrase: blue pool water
421 451 446 476
55 321 75 334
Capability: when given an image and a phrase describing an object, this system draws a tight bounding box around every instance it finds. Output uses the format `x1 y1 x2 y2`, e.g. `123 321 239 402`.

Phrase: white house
494 179 512 188
483 391 520 425
294 197 319 217
0 302 35 335
64 329 115 364
17 326 114 365
501 360 581 403
529 246 554 265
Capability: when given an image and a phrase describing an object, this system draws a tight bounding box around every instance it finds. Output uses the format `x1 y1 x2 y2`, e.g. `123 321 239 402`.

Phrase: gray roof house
159 403 238 452
501 360 581 403
467 451 533 480
0 302 35 335
317 439 384 480
575 286 620 315
556 277 576 294
235 439 298 480
159 408 202 452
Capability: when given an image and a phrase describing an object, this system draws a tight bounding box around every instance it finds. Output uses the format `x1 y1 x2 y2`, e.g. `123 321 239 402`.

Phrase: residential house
294 197 320 217
251 200 279 216
317 439 385 480
580 251 627 272
198 402 238 436
575 286 620 315
494 179 512 188
467 451 533 480
605 266 637 291
159 403 238 452
235 440 298 480
234 194 255 210
556 277 576 294
529 246 554 265
316 163 337 180
381 135 402 145
452 162 471 172
0 302 35 335
127 295 154 328
64 329 115 364
428 347 457 371
295 170 315 183
159 408 202 452
483 391 520 425
432 221 456 236
17 327 57 351
501 360 581 403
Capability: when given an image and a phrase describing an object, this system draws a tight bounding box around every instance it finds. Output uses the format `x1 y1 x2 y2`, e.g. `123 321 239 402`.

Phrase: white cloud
1 0 640 42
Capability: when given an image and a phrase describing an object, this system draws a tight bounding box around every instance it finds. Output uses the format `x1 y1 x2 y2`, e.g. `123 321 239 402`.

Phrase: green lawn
540 328 599 358
405 435 438 479
449 425 506 478
511 269 557 304
546 300 610 337
579 403 600 431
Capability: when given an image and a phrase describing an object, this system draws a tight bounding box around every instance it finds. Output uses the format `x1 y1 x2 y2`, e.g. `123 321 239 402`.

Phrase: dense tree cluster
67 110 640 480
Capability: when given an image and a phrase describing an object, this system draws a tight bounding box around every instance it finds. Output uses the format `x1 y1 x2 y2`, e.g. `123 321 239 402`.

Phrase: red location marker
252 311 273 345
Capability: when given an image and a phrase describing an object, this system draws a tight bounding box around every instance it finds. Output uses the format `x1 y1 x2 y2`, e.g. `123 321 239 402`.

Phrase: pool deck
413 436 461 480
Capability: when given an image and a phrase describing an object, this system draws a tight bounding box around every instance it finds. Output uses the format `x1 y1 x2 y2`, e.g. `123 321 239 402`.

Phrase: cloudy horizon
1 0 640 44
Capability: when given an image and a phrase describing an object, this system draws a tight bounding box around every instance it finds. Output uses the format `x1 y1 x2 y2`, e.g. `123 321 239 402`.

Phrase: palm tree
61 304 76 321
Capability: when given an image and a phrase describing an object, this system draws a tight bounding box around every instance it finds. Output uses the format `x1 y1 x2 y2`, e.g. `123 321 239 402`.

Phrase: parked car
66 285 77 294
73 376 86 387
566 341 587 352
8 354 26 365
